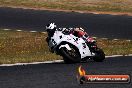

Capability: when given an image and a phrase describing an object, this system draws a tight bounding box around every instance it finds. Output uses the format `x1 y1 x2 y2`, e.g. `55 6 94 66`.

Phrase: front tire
59 44 81 63
93 49 105 62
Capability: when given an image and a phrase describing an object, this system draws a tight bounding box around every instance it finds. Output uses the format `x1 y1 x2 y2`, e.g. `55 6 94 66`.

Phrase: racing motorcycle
46 28 105 63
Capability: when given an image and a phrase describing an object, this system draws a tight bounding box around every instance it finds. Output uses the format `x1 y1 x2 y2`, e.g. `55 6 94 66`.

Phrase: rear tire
59 44 81 64
93 49 105 62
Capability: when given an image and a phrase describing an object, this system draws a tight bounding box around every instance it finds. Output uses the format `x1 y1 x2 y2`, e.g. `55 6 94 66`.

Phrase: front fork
87 42 98 53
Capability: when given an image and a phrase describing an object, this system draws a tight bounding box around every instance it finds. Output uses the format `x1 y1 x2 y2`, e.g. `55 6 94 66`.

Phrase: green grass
0 0 132 12
97 39 132 55
0 30 132 64
0 30 62 64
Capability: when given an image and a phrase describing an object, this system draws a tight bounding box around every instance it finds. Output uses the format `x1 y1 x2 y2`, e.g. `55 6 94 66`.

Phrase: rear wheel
93 48 105 62
59 44 81 63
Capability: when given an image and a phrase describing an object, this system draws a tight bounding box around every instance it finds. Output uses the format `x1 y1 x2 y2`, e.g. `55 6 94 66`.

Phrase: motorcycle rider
72 27 88 37
46 23 57 43
71 27 95 43
46 23 57 37
46 23 95 45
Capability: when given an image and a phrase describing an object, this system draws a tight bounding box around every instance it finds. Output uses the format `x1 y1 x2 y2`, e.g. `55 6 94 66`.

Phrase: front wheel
59 44 81 63
93 49 105 62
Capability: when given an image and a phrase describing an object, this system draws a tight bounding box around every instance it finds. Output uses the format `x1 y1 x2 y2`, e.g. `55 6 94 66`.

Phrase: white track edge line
0 54 132 67
0 60 64 67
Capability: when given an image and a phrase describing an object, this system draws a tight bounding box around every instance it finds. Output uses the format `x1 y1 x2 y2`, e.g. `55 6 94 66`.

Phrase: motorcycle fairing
49 31 93 59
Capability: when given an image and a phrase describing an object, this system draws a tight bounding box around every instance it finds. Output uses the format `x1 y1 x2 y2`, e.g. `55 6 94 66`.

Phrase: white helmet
46 23 57 31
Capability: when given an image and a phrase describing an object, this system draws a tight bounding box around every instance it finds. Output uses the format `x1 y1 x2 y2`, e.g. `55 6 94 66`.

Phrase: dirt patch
1 6 132 16
0 0 132 16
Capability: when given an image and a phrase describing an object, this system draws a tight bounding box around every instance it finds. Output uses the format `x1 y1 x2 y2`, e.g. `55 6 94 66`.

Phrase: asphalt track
0 56 132 88
0 7 132 88
0 7 132 39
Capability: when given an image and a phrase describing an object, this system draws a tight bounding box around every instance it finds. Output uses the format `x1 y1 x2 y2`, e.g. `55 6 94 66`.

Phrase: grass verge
0 29 132 64
0 0 132 13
